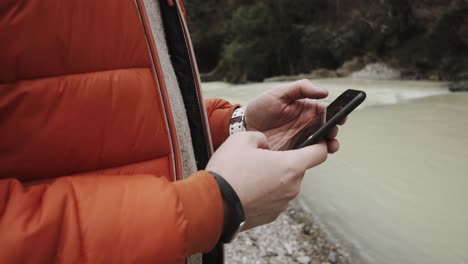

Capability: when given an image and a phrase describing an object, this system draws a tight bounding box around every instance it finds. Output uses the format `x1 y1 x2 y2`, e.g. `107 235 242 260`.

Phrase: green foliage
186 0 468 83
185 0 230 72
215 2 299 82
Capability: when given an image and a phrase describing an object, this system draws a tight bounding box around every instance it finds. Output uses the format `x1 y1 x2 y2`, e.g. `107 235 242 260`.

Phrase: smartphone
279 89 366 150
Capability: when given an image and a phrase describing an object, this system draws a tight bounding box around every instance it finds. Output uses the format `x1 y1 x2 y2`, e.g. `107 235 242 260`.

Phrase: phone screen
279 89 366 150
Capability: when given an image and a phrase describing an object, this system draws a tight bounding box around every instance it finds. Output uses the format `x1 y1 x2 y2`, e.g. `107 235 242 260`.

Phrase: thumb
285 141 328 171
281 79 328 101
243 131 270 149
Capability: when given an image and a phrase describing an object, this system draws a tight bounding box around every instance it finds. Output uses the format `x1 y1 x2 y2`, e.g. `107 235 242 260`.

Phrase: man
0 0 342 263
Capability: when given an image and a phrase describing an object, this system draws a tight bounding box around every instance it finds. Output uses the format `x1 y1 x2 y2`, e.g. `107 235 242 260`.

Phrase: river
202 78 468 264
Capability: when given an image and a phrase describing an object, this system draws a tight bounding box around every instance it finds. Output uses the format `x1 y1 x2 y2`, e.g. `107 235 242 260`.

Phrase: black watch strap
210 171 245 243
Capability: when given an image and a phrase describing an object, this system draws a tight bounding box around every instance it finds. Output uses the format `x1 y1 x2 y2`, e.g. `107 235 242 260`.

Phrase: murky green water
203 78 468 264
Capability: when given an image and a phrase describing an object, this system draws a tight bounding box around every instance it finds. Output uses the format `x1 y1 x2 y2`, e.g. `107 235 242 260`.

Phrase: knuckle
283 163 303 183
286 184 301 200
317 153 328 165
253 131 267 141
297 79 310 86
321 149 328 163
314 145 328 164
292 185 301 198
284 157 298 173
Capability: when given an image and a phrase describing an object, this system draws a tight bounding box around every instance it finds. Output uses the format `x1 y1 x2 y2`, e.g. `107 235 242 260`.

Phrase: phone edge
297 91 366 148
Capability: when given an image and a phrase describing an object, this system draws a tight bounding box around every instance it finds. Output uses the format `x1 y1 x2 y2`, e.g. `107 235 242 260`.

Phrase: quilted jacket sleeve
0 171 223 263
205 98 240 150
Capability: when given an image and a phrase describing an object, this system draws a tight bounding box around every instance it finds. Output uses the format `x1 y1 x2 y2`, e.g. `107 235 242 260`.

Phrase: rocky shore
265 57 403 82
225 201 350 264
449 81 468 92
265 55 468 85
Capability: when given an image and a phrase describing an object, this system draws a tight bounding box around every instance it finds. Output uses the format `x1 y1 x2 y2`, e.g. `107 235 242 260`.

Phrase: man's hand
245 79 343 152
206 132 328 230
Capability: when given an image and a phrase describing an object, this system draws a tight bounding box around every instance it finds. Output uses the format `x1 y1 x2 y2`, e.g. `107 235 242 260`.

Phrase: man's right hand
206 131 329 230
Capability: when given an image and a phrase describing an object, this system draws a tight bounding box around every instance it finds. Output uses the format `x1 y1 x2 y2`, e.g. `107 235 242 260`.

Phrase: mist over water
203 79 468 264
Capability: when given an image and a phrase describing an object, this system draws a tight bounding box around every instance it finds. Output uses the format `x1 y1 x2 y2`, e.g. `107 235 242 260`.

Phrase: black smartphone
279 89 366 150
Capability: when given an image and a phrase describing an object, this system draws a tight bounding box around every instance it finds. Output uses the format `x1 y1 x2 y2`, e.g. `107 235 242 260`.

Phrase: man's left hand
245 79 343 152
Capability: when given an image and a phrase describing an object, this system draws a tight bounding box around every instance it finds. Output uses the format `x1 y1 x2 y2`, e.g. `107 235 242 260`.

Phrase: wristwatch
229 107 247 135
210 171 245 243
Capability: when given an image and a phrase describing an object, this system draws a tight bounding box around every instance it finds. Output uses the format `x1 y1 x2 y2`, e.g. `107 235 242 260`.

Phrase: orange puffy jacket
0 0 237 263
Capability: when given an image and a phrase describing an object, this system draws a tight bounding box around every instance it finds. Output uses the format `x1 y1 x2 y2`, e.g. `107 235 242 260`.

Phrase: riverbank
225 201 350 264
202 79 455 264
449 81 468 92
264 59 468 88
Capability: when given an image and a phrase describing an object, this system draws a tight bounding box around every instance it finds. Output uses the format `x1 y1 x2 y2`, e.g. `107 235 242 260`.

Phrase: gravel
225 202 350 264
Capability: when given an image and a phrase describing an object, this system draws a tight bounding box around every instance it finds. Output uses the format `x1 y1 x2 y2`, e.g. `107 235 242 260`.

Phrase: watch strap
210 171 245 243
229 107 247 135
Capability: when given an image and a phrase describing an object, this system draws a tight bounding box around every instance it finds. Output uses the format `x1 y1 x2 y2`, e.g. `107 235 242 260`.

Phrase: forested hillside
185 0 468 83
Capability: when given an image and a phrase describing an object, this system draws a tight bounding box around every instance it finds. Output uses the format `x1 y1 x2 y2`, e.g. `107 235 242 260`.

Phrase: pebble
285 243 294 255
328 251 337 263
297 256 311 263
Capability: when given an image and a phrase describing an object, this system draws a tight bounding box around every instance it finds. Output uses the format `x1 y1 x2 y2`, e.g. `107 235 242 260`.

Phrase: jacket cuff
209 104 240 150
173 171 224 254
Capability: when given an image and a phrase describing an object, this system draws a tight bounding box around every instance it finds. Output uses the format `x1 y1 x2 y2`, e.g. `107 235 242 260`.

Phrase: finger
245 131 269 149
327 126 339 139
282 79 328 101
316 101 328 113
285 140 328 171
327 139 340 154
338 116 347 126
